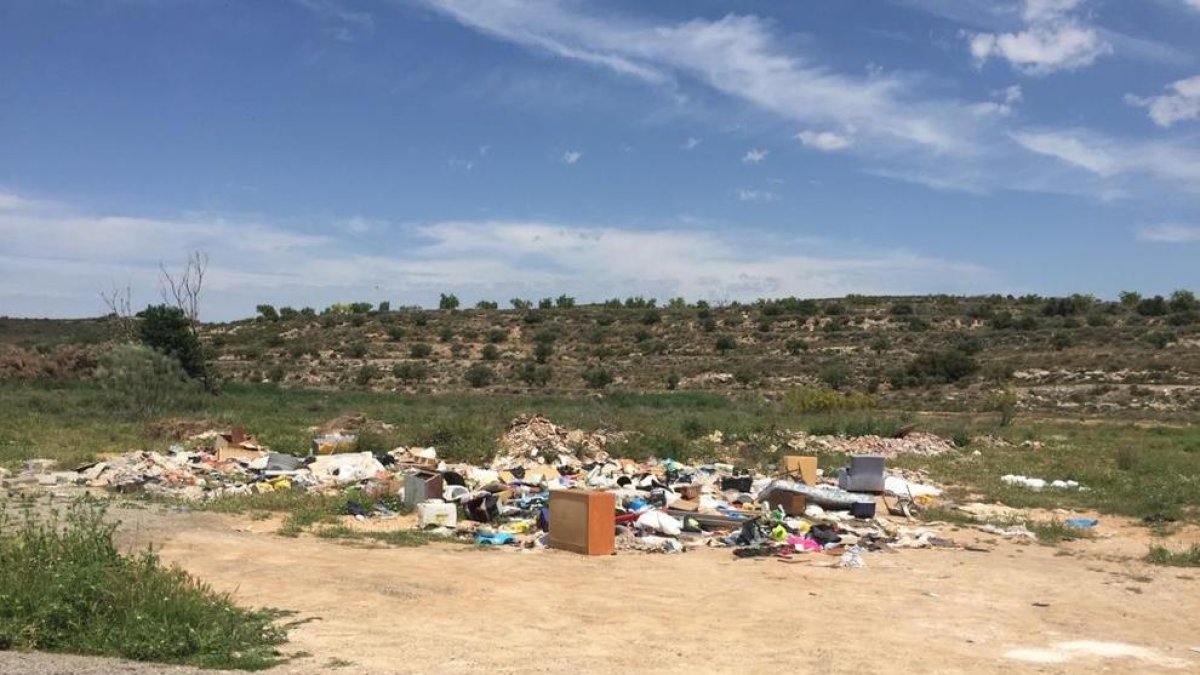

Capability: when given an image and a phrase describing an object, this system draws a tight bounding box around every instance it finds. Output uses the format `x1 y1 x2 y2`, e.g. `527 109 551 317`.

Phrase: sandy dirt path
91 509 1200 674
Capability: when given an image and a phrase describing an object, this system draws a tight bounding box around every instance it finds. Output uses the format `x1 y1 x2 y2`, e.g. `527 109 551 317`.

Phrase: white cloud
795 130 854 151
999 84 1024 104
295 0 374 42
561 150 582 164
416 0 989 154
478 144 491 155
0 189 995 319
1125 75 1200 127
735 189 779 202
968 0 1111 75
742 148 769 163
448 158 477 170
1010 130 1120 175
1010 129 1200 186
1185 0 1200 11
683 136 701 150
1137 224 1200 243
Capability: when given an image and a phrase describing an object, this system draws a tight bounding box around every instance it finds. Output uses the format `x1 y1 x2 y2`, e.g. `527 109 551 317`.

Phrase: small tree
378 301 391 313
555 294 576 309
410 342 433 359
355 364 380 386
1118 291 1141 307
137 304 207 381
510 298 532 310
665 372 681 390
534 341 554 364
481 344 500 361
439 293 461 311
820 363 851 390
715 334 736 354
984 389 1019 426
476 300 499 310
279 306 299 320
256 304 279 322
870 335 891 354
487 328 508 343
464 363 495 388
538 297 554 309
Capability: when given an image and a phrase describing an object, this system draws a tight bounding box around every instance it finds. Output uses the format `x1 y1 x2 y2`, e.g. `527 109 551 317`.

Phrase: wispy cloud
742 148 769 164
0 188 995 319
966 0 1112 75
795 130 854 151
561 150 582 165
1011 129 1200 187
415 0 990 154
1125 75 1200 127
1137 223 1200 243
736 189 780 202
295 0 374 42
682 136 701 150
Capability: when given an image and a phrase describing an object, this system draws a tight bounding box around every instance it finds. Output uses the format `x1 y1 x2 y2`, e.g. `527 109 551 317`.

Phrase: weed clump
0 498 289 669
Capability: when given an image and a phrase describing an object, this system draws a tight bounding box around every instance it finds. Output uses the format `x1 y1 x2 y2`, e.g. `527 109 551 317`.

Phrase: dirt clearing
11 507 1187 674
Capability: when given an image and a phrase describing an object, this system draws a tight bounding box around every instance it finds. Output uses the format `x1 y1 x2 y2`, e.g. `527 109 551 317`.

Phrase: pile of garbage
780 430 958 458
493 415 621 469
5 417 968 564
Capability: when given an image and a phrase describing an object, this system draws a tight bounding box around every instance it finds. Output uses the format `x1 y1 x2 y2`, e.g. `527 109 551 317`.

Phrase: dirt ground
10 505 1186 674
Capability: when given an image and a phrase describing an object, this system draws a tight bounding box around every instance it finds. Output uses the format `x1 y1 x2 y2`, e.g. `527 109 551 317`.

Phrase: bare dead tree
160 250 208 330
99 282 137 342
160 250 217 392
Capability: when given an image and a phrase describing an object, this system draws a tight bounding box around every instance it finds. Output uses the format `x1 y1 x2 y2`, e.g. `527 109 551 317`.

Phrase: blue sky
1 0 1198 319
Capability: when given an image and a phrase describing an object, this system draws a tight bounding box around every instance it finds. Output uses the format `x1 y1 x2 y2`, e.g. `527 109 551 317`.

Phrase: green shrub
409 343 433 359
387 326 405 342
392 361 428 383
516 363 552 387
354 364 380 386
96 344 201 419
983 388 1019 426
715 334 736 353
1143 331 1176 350
665 372 681 390
0 499 288 669
786 338 809 355
733 366 758 386
1050 332 1073 351
820 363 851 390
343 342 368 359
784 387 875 413
1146 544 1200 567
136 304 206 382
480 344 500 361
582 366 614 389
891 348 978 388
463 363 495 388
486 327 508 343
534 341 554 364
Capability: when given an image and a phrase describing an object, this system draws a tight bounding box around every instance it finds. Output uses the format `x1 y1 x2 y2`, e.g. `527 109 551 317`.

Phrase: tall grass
0 498 289 670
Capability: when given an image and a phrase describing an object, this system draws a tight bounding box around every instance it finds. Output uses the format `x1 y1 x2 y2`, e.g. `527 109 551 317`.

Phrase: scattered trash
6 417 1023 564
1065 518 1098 529
1001 475 1082 491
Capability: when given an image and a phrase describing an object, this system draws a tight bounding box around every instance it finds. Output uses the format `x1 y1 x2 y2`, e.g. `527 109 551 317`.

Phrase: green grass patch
1146 543 1200 567
0 497 290 669
312 524 457 548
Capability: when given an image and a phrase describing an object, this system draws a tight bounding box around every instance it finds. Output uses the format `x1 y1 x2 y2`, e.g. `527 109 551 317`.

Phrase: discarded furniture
837 455 886 493
403 470 444 508
548 489 615 555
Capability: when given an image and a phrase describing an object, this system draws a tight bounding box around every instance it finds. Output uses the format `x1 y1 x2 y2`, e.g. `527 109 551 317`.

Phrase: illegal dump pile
3 415 1072 565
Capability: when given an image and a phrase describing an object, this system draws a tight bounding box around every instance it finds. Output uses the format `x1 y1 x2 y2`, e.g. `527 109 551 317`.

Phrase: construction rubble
3 415 1039 563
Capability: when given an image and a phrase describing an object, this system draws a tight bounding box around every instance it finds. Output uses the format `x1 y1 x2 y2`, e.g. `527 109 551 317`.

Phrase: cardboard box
782 455 819 486
765 489 808 516
548 490 615 556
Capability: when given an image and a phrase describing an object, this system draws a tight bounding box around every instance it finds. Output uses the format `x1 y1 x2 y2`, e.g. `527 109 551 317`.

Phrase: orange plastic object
549 490 616 555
